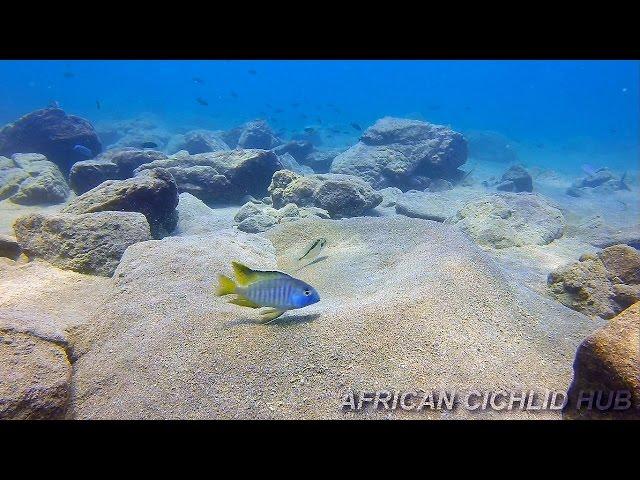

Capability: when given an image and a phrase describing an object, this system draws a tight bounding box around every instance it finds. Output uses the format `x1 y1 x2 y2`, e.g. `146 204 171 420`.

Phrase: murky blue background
0 60 637 172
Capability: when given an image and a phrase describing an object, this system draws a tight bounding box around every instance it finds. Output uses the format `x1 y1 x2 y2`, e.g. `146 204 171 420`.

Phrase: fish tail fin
231 261 257 286
216 275 237 296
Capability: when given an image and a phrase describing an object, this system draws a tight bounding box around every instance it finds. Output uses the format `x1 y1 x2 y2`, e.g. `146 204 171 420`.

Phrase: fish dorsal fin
231 261 259 286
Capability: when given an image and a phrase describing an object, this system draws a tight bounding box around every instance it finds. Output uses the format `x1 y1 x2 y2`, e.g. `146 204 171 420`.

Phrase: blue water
0 60 638 172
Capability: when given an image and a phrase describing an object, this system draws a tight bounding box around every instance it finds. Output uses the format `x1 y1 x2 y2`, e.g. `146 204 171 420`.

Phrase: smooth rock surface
69 216 602 419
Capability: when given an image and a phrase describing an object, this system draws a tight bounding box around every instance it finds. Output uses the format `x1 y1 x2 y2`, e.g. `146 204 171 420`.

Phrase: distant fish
192 76 205 84
73 144 93 157
96 100 101 110
350 122 362 131
63 71 75 78
291 101 300 108
230 91 238 98
196 97 209 106
248 69 257 75
216 261 320 323
297 238 327 264
304 127 316 134
140 141 158 149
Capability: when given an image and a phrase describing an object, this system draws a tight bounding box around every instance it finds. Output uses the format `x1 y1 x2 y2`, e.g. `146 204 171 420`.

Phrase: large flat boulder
69 216 602 419
13 211 152 276
0 153 69 205
134 149 282 203
449 193 565 249
62 168 178 238
331 117 467 189
69 148 168 194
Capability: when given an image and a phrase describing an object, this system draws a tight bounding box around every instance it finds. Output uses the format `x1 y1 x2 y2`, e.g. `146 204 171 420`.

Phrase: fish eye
303 289 311 296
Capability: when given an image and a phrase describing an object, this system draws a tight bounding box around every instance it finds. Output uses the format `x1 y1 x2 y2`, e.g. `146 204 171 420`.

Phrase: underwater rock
465 129 519 163
234 200 330 233
302 148 342 173
166 129 230 155
0 234 21 259
496 164 533 193
272 140 314 162
0 108 102 175
563 302 640 420
395 189 484 223
276 152 314 175
62 168 178 239
547 244 640 319
68 216 600 419
69 147 169 194
222 120 282 150
449 193 565 249
1 153 69 205
377 187 403 208
173 193 236 236
134 149 282 203
566 168 630 197
427 178 454 192
268 170 383 217
13 211 152 276
330 117 467 189
0 330 71 420
567 215 640 250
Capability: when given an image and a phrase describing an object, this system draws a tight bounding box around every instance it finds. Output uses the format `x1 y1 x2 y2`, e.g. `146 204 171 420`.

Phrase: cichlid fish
297 237 327 265
73 144 93 157
216 261 320 322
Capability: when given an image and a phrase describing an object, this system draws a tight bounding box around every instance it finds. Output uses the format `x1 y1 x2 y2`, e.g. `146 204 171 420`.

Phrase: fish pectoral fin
259 308 286 323
228 297 261 309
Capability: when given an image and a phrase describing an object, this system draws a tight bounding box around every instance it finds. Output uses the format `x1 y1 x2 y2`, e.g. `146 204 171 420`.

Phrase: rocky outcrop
331 117 467 189
548 244 640 319
234 201 330 233
449 193 565 249
0 108 102 174
166 130 230 154
62 168 178 238
268 170 382 218
134 149 282 203
69 148 168 194
496 165 533 193
13 211 152 276
0 330 71 419
302 148 342 173
564 302 640 419
0 153 69 205
97 116 171 151
222 120 282 150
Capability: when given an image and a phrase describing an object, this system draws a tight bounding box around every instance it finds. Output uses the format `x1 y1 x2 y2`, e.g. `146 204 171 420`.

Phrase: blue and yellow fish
216 261 320 322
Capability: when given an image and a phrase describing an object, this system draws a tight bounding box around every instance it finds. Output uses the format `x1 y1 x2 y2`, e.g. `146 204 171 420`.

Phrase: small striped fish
216 261 320 322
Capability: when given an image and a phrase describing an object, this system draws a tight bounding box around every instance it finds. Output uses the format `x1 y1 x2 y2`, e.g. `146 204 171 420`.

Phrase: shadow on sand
225 312 321 327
